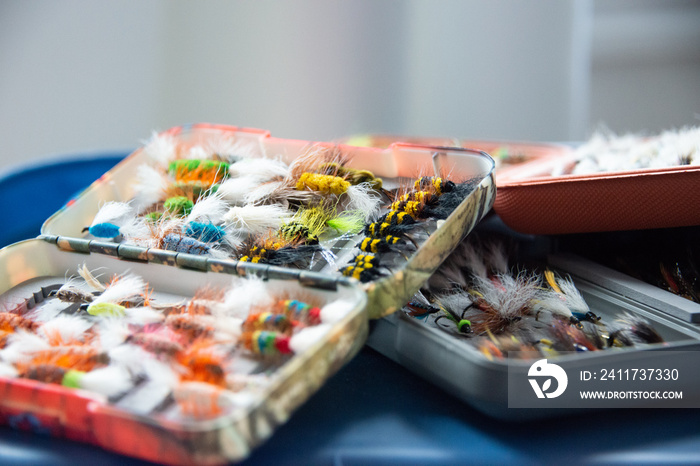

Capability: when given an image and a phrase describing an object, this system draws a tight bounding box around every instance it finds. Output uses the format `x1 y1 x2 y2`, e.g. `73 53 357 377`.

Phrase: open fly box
0 123 496 464
366 244 700 419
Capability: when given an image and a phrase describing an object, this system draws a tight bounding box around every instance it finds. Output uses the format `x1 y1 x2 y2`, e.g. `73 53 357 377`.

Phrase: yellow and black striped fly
364 217 417 238
357 236 404 254
239 244 280 264
341 264 382 283
414 176 455 196
382 210 415 225
352 253 380 269
390 189 440 219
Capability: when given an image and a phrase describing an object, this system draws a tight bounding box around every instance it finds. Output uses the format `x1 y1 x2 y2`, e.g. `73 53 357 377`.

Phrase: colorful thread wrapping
244 330 291 355
280 300 321 325
168 159 229 185
243 312 292 333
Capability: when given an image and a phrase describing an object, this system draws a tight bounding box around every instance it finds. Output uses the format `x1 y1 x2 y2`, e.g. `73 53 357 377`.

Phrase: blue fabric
0 153 127 248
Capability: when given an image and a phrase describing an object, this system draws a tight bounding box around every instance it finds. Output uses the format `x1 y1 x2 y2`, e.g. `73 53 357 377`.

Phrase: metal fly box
366 229 700 419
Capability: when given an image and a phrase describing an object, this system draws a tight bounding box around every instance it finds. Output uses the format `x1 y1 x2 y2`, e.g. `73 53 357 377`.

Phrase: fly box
0 237 368 465
366 246 700 419
0 123 496 464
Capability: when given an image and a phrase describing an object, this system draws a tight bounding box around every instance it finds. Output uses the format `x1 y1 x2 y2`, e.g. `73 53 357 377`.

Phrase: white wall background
590 0 700 133
0 0 698 171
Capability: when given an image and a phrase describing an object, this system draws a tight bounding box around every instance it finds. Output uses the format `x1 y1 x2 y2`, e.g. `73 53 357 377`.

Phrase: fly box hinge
40 235 354 291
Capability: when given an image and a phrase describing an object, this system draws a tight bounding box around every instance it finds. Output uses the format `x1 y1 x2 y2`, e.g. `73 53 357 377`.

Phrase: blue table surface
1 153 699 465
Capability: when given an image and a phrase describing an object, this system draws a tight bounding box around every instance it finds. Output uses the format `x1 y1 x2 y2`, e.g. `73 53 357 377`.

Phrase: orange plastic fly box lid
491 128 700 235
0 123 496 465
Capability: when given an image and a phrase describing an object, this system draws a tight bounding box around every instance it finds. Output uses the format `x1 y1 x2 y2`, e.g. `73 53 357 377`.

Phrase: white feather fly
77 365 134 398
185 191 228 225
108 345 180 385
187 145 210 160
469 273 540 322
217 276 273 319
244 180 284 205
132 164 171 210
27 298 68 323
38 315 93 343
108 345 180 414
319 299 356 324
124 307 165 325
203 135 243 163
0 332 51 363
78 263 106 292
556 276 591 314
208 140 261 164
142 131 178 165
98 319 131 350
345 182 382 222
222 204 290 235
530 292 574 322
289 324 331 354
119 216 156 248
188 314 243 339
91 201 134 228
229 157 288 181
107 344 153 375
217 177 265 206
91 274 147 306
0 362 17 379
